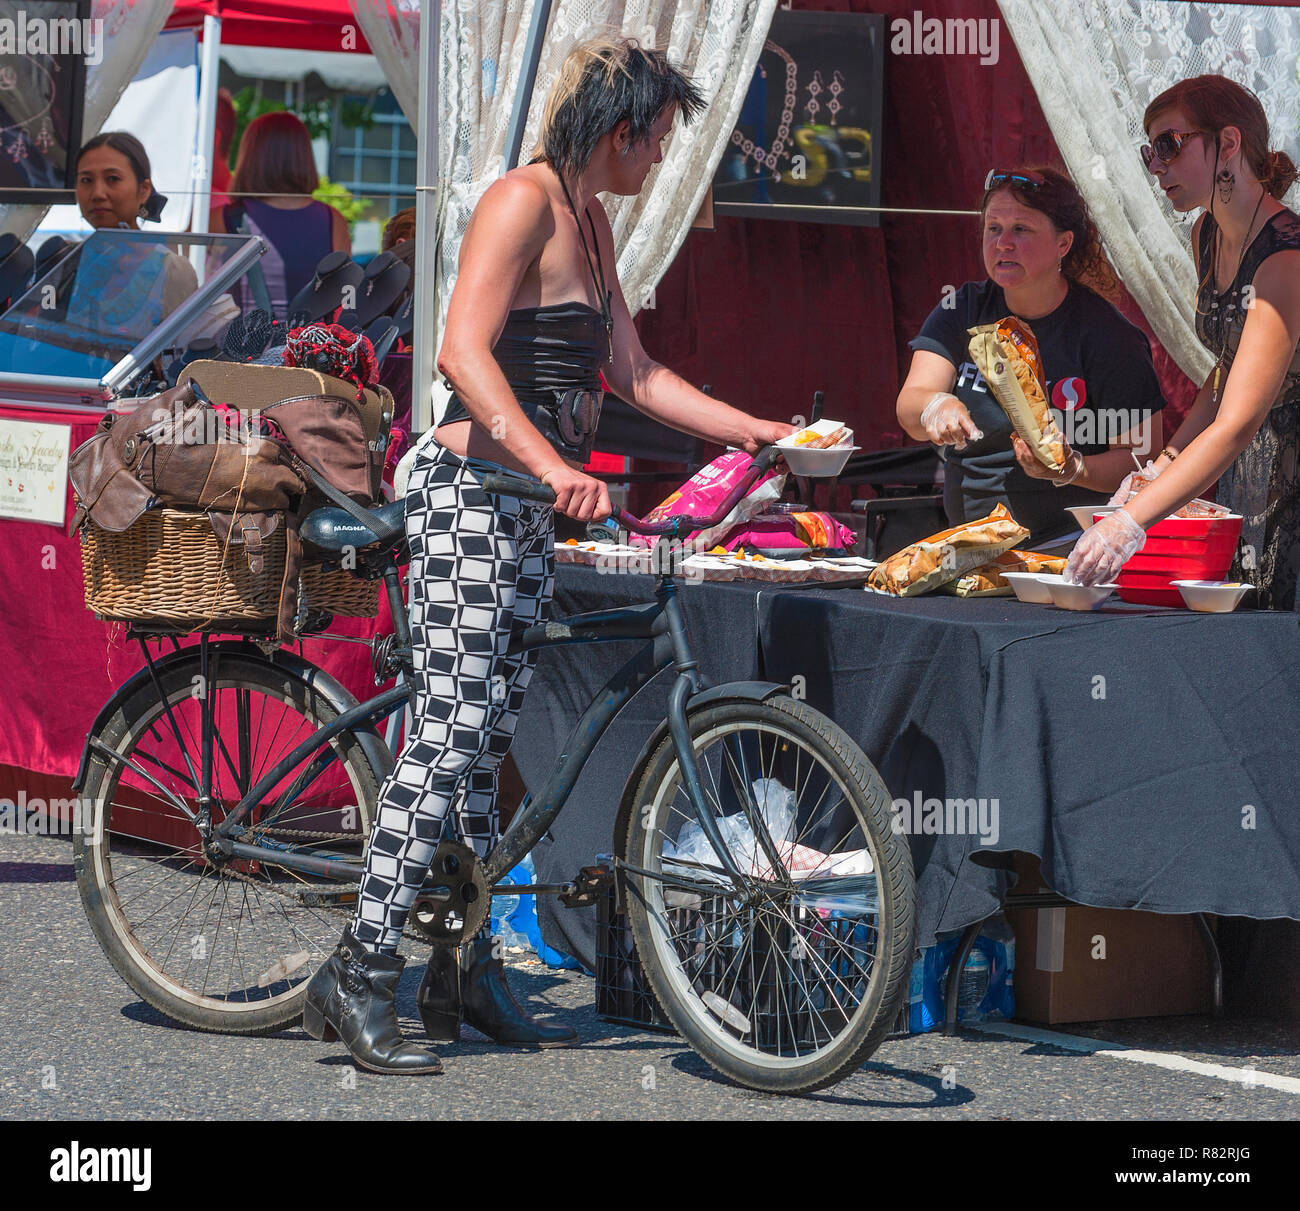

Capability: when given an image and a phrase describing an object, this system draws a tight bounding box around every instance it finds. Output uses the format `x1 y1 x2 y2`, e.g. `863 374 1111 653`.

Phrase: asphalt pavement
3 832 1299 1122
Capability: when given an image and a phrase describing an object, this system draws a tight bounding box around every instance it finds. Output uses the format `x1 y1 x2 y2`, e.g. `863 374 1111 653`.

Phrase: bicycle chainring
409 840 490 944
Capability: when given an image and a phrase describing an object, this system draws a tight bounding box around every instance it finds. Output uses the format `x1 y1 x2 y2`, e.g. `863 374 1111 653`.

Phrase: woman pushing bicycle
304 36 795 1074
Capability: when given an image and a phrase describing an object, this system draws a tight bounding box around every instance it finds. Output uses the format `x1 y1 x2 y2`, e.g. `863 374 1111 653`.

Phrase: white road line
970 1021 1300 1095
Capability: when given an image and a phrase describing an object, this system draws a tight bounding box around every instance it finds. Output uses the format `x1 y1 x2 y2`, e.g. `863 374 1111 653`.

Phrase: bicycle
71 445 915 1094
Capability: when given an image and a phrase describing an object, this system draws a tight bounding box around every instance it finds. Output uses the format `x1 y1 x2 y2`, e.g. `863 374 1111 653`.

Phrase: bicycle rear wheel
73 651 385 1034
622 695 913 1094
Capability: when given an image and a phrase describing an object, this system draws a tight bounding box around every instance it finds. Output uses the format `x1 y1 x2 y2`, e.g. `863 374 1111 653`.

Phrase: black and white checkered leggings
350 441 554 953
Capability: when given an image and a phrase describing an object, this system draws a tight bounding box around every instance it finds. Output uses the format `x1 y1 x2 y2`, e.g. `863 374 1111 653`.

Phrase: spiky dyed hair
534 35 705 180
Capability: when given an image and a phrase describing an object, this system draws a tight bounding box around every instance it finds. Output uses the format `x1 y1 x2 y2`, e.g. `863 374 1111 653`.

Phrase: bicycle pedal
559 864 614 909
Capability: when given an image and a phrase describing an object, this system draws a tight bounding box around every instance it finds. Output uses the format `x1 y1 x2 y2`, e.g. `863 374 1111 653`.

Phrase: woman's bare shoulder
476 170 554 225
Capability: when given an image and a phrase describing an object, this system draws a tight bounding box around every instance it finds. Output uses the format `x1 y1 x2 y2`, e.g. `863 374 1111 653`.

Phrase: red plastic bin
1110 512 1243 607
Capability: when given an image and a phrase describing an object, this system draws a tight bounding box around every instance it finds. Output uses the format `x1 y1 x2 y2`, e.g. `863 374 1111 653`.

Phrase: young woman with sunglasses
1066 77 1300 608
896 167 1166 544
302 37 794 1074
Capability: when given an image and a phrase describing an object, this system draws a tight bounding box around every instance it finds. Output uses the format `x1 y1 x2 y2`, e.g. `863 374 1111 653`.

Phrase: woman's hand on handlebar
542 466 613 522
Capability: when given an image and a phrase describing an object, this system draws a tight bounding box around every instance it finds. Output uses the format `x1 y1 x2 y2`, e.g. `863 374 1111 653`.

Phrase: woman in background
73 132 197 326
1067 76 1300 609
896 167 1166 545
209 111 350 316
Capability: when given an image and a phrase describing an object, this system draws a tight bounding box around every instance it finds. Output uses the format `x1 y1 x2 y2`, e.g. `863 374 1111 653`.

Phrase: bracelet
1159 446 1179 462
539 470 557 487
1051 450 1085 487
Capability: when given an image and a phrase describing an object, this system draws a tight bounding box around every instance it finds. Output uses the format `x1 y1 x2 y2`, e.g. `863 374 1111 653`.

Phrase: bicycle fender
72 641 393 791
611 680 789 849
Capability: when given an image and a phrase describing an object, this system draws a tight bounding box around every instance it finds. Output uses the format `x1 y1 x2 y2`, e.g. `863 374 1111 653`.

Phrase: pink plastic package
634 451 786 549
722 511 856 552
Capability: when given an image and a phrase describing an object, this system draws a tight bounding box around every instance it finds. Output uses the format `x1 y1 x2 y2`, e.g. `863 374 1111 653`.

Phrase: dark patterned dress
1195 209 1300 610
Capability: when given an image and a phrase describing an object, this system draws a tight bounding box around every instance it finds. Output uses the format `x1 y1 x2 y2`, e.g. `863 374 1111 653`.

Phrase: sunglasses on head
1140 129 1203 170
984 169 1046 191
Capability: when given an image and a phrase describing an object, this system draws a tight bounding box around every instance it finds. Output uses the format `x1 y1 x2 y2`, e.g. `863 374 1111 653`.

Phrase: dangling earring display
1217 169 1236 203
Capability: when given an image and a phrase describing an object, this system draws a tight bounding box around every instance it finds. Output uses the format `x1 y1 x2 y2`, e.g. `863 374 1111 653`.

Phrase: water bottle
957 948 991 1019
490 859 533 951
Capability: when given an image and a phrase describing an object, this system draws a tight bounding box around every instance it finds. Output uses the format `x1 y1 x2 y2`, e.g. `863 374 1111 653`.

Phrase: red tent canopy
167 0 373 54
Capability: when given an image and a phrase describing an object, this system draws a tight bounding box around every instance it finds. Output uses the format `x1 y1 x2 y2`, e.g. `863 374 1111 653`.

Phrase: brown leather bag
178 361 394 504
68 382 306 534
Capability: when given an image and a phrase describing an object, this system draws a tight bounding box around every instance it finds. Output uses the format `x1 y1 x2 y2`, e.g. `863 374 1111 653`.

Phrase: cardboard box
1004 900 1215 1025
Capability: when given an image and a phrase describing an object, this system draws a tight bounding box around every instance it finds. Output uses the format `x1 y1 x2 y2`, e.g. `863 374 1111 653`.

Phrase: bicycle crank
409 840 491 944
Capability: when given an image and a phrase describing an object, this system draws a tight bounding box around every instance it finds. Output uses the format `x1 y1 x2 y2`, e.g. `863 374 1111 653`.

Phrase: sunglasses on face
1140 129 1203 170
984 169 1046 191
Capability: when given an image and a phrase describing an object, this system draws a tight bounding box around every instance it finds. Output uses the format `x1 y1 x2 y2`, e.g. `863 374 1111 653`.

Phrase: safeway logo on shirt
1050 377 1087 411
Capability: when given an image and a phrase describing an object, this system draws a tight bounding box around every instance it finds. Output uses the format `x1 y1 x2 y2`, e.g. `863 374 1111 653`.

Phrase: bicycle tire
621 695 914 1094
73 652 384 1035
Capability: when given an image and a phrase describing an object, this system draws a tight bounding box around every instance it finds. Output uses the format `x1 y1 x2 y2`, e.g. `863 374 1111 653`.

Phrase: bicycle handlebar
481 444 783 538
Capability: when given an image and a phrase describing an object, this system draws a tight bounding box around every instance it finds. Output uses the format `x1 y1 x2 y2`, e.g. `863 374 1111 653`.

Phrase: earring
1217 169 1235 203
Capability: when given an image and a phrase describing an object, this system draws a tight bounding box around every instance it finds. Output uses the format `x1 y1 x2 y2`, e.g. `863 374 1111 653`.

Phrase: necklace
732 40 798 181
1207 188 1267 405
557 173 613 364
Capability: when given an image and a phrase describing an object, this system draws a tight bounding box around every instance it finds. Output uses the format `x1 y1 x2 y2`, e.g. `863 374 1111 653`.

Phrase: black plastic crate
594 863 676 1033
594 857 909 1041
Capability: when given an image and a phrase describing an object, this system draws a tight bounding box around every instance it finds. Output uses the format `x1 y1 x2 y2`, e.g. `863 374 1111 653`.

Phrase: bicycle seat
301 499 406 553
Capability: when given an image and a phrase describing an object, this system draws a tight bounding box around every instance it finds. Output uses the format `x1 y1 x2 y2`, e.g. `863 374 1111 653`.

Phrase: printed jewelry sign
0 417 71 525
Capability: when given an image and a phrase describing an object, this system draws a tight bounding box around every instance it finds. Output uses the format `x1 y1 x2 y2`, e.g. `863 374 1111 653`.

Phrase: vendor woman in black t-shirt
896 167 1167 543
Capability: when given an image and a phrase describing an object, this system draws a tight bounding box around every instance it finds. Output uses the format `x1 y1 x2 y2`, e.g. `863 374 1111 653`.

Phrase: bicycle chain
216 831 434 946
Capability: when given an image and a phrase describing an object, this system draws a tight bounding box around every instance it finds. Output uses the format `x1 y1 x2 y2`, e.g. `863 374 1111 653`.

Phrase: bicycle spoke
633 706 908 1081
82 663 378 1019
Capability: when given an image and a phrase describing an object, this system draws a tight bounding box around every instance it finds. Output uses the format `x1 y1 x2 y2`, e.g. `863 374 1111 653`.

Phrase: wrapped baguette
941 548 1068 597
866 503 1030 596
968 317 1066 471
786 419 853 449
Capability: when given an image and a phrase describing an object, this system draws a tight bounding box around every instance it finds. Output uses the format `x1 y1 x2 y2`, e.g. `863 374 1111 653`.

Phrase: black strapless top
440 300 606 421
439 300 609 463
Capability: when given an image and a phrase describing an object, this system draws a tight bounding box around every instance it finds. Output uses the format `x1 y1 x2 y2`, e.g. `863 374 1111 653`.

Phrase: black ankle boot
417 938 578 1049
303 930 444 1074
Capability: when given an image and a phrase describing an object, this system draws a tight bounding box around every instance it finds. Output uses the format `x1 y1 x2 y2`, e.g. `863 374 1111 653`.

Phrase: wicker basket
80 508 378 626
80 508 285 625
300 561 379 619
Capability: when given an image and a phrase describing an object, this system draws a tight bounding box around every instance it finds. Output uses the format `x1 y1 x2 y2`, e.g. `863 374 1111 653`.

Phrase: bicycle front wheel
74 651 385 1034
622 695 914 1094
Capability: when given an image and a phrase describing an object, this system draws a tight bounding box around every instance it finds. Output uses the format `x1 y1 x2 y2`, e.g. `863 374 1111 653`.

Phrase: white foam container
775 443 859 477
1002 571 1062 604
1066 504 1121 531
1048 579 1119 611
1172 579 1252 613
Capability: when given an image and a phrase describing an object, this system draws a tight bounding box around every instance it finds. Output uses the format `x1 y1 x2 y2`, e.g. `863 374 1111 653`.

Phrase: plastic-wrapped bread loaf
968 317 1066 472
866 503 1030 596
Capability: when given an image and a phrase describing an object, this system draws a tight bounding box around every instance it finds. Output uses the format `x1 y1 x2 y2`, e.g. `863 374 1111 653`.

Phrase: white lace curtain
351 0 778 421
0 0 177 240
997 0 1300 382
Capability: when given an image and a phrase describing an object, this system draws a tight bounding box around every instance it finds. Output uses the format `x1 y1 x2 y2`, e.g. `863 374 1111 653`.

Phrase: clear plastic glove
1064 508 1147 585
1107 460 1159 507
920 392 984 451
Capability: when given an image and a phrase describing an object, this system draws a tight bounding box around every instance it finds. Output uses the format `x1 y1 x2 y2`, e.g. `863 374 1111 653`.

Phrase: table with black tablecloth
512 563 1300 970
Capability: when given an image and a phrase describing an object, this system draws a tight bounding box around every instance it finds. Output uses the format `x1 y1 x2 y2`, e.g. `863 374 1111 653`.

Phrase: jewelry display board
713 10 885 227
